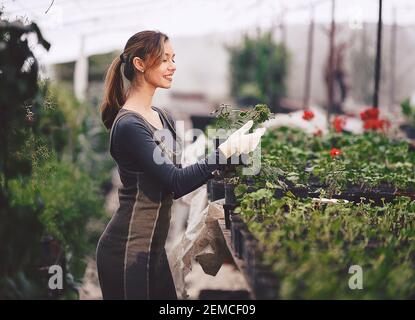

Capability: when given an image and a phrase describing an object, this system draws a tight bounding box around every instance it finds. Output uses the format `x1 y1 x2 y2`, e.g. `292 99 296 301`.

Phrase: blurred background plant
350 39 376 106
399 97 415 139
0 13 110 299
400 98 415 127
228 30 290 113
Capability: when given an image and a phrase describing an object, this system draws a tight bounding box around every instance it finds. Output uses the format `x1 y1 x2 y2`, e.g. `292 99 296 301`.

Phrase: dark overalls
96 107 181 300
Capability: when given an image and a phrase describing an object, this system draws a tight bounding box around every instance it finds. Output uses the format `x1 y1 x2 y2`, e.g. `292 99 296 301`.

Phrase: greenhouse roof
2 0 415 64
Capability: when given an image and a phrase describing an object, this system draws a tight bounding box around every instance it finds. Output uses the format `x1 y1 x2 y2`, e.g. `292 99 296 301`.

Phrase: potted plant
400 98 415 139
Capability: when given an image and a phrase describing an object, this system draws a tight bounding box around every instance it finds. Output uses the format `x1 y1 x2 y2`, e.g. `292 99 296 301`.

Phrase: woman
96 30 265 300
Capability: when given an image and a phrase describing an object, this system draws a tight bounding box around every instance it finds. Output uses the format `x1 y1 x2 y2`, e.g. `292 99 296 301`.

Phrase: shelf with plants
231 189 415 299
261 128 414 201
220 118 415 206
207 106 415 299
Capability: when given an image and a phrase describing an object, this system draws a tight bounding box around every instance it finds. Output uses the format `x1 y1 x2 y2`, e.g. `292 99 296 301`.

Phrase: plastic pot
190 115 215 133
223 204 235 230
211 180 225 201
207 179 213 201
230 214 244 257
253 267 278 299
400 124 415 139
225 183 238 206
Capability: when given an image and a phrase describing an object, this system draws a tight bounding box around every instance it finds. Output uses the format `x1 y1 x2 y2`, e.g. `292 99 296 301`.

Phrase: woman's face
145 40 176 89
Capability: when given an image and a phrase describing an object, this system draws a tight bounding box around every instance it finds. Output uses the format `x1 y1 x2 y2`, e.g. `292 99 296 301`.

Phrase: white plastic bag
168 186 227 299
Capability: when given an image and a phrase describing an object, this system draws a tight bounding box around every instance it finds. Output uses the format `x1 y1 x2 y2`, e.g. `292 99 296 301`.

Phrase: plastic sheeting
168 185 228 299
2 0 415 65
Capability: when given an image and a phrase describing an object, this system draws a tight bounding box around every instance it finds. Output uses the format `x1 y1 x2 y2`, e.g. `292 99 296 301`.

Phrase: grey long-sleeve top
110 110 223 199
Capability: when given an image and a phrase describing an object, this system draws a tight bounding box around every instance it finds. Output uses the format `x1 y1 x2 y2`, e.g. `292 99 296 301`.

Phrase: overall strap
153 106 183 167
153 106 182 147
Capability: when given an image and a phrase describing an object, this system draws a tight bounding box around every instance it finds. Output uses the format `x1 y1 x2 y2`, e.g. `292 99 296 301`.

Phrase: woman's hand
218 120 266 158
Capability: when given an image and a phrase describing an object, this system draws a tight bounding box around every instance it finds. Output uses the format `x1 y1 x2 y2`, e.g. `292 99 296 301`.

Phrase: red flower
332 116 346 133
313 129 322 137
363 119 380 130
360 107 379 121
359 111 366 121
364 119 390 131
302 110 314 121
360 107 390 131
330 148 342 158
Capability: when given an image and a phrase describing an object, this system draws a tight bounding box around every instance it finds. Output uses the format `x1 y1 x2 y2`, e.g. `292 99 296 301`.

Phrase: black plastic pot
228 217 260 286
206 179 213 200
225 183 238 206
395 189 415 200
253 267 278 299
223 203 236 229
331 184 401 205
228 216 278 299
239 228 253 263
244 239 258 285
400 124 415 139
241 231 257 262
291 186 309 198
210 180 225 201
274 185 309 199
273 188 285 199
308 174 324 188
230 214 244 258
190 115 215 132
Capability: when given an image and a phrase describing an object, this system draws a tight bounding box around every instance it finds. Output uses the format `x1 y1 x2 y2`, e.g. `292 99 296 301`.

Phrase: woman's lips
163 75 173 81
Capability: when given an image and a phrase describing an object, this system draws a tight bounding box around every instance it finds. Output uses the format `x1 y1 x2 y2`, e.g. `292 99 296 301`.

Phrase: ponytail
100 56 125 130
100 30 169 130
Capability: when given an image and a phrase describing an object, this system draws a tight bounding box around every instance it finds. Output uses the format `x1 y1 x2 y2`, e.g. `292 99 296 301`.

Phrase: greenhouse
0 0 414 303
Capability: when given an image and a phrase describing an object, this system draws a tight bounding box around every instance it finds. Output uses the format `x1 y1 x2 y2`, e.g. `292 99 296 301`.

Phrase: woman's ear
132 56 145 73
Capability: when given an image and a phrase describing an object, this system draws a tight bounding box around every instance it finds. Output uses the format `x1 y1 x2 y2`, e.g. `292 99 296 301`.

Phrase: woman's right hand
218 120 266 159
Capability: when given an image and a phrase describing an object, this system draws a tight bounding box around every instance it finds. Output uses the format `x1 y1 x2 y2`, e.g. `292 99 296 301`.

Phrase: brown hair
100 30 169 129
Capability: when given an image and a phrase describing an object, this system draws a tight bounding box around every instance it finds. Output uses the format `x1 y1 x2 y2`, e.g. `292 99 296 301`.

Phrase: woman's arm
115 115 222 199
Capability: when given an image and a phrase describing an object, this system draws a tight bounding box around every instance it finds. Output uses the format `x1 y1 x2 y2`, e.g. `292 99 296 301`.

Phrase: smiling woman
96 30 265 300
96 30 199 301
